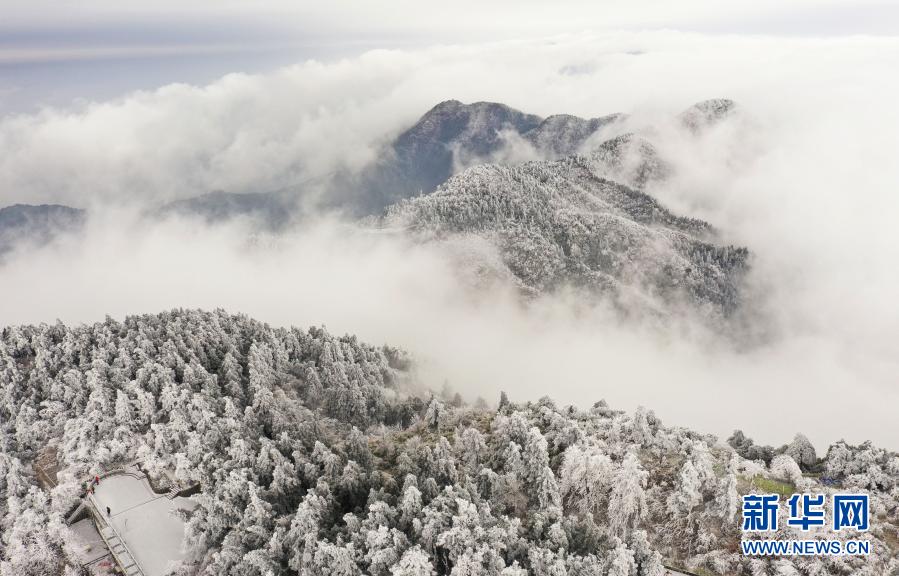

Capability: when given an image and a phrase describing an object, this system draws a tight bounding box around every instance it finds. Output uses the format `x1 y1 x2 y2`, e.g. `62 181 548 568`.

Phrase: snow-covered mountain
339 100 623 214
679 98 737 133
586 133 671 191
349 98 741 214
383 155 747 317
0 99 748 322
524 112 623 158
0 98 725 238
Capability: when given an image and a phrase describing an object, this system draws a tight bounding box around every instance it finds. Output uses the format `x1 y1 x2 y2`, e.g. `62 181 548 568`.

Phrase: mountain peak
424 99 465 114
399 100 542 145
680 98 737 131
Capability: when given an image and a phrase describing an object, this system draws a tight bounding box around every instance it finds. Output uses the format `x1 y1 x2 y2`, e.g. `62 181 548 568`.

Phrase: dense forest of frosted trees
1 310 897 575
382 156 748 319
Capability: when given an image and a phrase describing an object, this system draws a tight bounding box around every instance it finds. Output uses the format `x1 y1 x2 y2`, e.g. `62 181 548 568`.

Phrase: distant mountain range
154 189 300 230
0 98 745 316
0 203 85 257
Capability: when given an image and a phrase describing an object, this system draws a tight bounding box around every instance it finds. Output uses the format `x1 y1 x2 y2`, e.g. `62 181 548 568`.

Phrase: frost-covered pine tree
629 530 665 576
667 460 701 517
605 539 637 576
785 433 817 471
425 398 445 430
559 443 612 519
390 546 435 576
714 456 740 524
608 452 648 538
769 454 803 485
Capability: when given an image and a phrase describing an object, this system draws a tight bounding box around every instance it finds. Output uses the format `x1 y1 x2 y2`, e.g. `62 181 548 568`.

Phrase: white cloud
3 33 895 208
1 33 898 451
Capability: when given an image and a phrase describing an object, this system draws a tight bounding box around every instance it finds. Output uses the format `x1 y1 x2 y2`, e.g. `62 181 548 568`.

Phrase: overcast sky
4 0 897 35
1 0 897 113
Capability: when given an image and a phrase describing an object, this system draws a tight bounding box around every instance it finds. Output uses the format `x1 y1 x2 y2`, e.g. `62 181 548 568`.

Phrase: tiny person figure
106 506 111 516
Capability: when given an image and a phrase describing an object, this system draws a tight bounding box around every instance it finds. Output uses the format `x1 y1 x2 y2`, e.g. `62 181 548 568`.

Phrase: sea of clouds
1 32 897 451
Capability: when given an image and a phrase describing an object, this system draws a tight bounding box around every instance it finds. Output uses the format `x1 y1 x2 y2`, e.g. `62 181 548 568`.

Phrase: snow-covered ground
92 473 195 576
68 518 111 567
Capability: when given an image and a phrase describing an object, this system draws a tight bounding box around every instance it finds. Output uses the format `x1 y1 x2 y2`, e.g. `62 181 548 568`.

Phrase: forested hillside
383 157 747 318
1 310 896 576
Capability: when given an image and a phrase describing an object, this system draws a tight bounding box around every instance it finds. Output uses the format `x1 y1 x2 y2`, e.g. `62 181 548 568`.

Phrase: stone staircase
99 525 144 576
64 500 87 525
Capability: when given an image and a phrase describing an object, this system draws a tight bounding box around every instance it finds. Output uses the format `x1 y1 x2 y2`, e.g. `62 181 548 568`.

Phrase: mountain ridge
0 203 86 257
0 98 743 322
382 154 747 317
341 99 625 214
